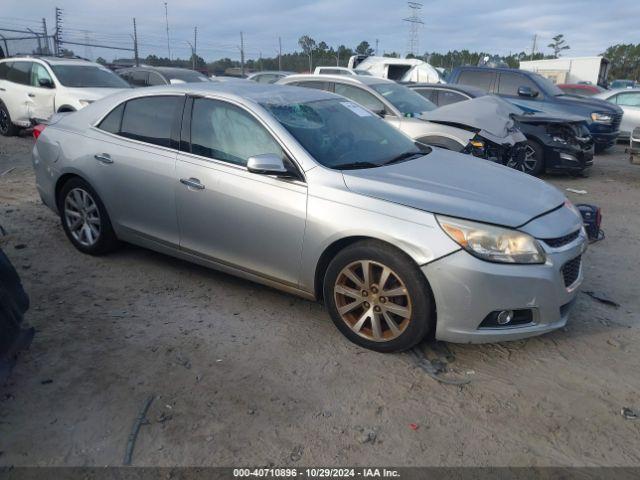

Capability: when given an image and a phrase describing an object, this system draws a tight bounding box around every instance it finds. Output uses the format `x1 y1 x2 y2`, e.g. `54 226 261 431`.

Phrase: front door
175 97 307 287
29 62 56 120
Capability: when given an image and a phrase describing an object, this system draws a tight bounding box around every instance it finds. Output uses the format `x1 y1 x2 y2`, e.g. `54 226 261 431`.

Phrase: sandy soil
1 134 639 467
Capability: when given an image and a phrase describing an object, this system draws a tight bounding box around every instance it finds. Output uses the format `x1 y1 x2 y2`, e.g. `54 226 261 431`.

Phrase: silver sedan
32 82 587 352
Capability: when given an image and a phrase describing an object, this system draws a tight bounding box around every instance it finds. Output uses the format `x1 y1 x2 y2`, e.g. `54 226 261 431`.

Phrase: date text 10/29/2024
233 468 401 478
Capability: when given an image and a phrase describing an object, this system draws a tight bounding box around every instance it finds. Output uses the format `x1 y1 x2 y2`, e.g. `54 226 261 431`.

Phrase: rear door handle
28 93 36 98
180 177 205 190
94 153 113 164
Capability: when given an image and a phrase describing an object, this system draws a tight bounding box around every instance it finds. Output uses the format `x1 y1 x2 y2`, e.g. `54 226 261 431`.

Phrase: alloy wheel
64 188 101 247
507 144 538 173
334 260 412 342
0 108 9 134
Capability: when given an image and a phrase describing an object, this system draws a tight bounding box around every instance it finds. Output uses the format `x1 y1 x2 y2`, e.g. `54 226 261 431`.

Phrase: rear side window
7 61 32 85
129 70 149 87
119 96 182 147
438 90 467 106
291 80 333 91
189 98 284 166
457 70 494 91
413 88 438 104
98 103 125 134
148 72 165 86
0 62 10 80
497 73 538 96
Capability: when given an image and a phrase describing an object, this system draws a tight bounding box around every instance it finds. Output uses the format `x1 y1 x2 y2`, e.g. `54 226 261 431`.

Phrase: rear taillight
33 124 46 140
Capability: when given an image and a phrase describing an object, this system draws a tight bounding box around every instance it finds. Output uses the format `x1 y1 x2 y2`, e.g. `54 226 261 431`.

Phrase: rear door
88 94 184 245
175 96 307 286
3 61 34 124
456 69 496 92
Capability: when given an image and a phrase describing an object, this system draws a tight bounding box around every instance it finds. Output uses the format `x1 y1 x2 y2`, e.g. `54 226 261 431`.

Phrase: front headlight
552 135 567 144
590 112 613 124
79 99 94 107
436 215 546 264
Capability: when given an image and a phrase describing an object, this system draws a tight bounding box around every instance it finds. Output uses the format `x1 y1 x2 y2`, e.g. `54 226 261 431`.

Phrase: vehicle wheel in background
58 178 119 255
323 240 434 353
508 140 544 176
0 103 19 137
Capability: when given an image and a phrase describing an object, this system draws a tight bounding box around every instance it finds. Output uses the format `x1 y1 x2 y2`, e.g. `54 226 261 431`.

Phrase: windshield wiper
382 151 424 166
335 161 381 170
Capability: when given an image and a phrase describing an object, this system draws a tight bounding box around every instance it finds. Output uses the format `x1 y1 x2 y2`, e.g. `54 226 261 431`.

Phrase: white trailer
347 55 443 83
519 56 610 87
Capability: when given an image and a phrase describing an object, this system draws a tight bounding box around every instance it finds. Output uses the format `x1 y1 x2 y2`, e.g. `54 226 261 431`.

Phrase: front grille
562 255 582 287
543 230 580 248
611 113 623 132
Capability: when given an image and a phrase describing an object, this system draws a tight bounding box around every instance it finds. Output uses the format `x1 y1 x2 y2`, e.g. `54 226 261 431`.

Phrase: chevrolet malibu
32 82 587 352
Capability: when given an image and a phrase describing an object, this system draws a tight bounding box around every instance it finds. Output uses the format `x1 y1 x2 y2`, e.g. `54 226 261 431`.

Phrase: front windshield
51 65 130 88
261 98 428 170
531 73 564 96
369 82 436 116
163 69 210 83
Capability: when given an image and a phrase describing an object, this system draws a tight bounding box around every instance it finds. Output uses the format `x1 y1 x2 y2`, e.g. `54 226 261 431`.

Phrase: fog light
559 153 578 163
496 310 514 325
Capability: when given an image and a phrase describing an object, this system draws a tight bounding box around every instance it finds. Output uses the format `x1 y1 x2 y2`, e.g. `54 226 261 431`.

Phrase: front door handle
180 177 205 190
94 153 113 164
28 92 36 98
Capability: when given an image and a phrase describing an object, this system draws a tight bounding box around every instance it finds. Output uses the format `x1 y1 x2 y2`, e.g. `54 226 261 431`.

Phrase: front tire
508 140 544 176
323 240 434 353
0 103 19 137
58 178 119 255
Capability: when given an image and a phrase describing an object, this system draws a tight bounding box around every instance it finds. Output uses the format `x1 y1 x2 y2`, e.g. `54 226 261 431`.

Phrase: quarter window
190 98 284 167
98 103 125 134
119 96 182 148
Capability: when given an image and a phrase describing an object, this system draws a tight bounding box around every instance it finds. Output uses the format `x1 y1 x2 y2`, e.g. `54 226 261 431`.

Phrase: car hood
63 87 128 101
420 96 523 143
341 148 565 228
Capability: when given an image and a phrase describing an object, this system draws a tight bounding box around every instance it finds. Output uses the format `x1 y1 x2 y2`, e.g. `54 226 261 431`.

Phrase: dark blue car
448 66 623 152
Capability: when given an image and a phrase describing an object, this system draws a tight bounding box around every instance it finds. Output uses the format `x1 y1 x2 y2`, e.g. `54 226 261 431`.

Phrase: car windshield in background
369 82 436 116
261 98 427 170
164 70 210 83
51 65 130 88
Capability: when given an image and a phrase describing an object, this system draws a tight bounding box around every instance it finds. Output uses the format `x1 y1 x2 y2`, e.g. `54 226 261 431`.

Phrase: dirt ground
1 133 639 468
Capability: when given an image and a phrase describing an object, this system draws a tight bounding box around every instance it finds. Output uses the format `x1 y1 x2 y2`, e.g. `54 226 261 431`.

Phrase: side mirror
38 78 54 88
246 154 289 175
169 78 186 85
517 86 539 98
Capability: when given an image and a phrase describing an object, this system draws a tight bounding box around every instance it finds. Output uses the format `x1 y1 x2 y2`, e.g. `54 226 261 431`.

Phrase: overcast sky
3 0 639 62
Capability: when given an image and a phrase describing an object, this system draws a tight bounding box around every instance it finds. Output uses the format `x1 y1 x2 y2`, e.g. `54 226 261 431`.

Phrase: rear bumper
423 233 587 343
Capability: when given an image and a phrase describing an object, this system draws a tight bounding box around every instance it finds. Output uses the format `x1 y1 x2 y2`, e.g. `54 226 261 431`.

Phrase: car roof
281 73 392 87
598 87 640 95
248 70 294 76
1 56 100 66
453 65 523 74
407 82 487 97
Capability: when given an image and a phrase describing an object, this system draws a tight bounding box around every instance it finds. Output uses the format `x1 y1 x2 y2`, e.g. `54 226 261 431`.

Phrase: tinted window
7 61 32 85
290 80 332 91
438 90 468 106
147 72 165 86
413 88 438 104
120 96 182 147
31 63 53 88
190 98 284 167
369 82 436 115
615 92 640 107
497 73 539 96
334 83 385 113
129 70 149 87
98 103 125 134
262 98 427 169
0 62 10 80
458 70 494 91
51 65 130 88
255 74 277 84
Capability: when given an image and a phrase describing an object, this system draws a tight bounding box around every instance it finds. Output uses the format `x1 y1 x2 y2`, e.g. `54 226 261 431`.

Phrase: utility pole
530 34 537 60
54 7 62 56
193 26 197 70
240 31 245 77
42 18 49 54
278 36 282 71
164 2 171 60
133 18 139 66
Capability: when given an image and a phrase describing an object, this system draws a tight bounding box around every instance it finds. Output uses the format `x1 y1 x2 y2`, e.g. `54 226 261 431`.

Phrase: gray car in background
32 82 587 351
278 74 527 164
593 88 640 140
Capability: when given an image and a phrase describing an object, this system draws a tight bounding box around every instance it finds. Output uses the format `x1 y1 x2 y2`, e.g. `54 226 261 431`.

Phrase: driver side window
190 98 285 167
31 63 53 88
334 83 386 114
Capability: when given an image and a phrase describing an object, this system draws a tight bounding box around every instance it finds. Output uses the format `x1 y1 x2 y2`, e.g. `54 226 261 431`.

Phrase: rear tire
323 240 434 353
58 178 119 255
0 103 19 137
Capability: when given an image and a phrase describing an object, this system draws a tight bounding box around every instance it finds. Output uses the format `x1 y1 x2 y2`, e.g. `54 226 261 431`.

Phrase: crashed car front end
516 116 594 173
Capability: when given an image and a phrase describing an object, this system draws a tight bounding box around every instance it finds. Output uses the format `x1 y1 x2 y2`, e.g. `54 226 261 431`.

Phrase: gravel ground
1 133 639 467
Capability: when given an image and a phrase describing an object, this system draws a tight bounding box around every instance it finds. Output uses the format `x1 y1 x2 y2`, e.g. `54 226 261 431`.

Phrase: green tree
95 57 107 65
298 35 316 71
355 41 374 56
548 34 570 58
602 43 640 81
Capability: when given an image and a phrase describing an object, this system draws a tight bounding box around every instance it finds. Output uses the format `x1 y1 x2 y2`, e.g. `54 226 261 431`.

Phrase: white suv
0 56 130 136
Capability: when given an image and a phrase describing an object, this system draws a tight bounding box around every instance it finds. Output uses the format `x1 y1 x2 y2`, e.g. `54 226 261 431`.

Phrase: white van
347 55 443 83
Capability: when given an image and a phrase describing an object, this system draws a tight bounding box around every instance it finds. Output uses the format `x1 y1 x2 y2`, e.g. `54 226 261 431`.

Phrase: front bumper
423 232 587 343
544 141 594 172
